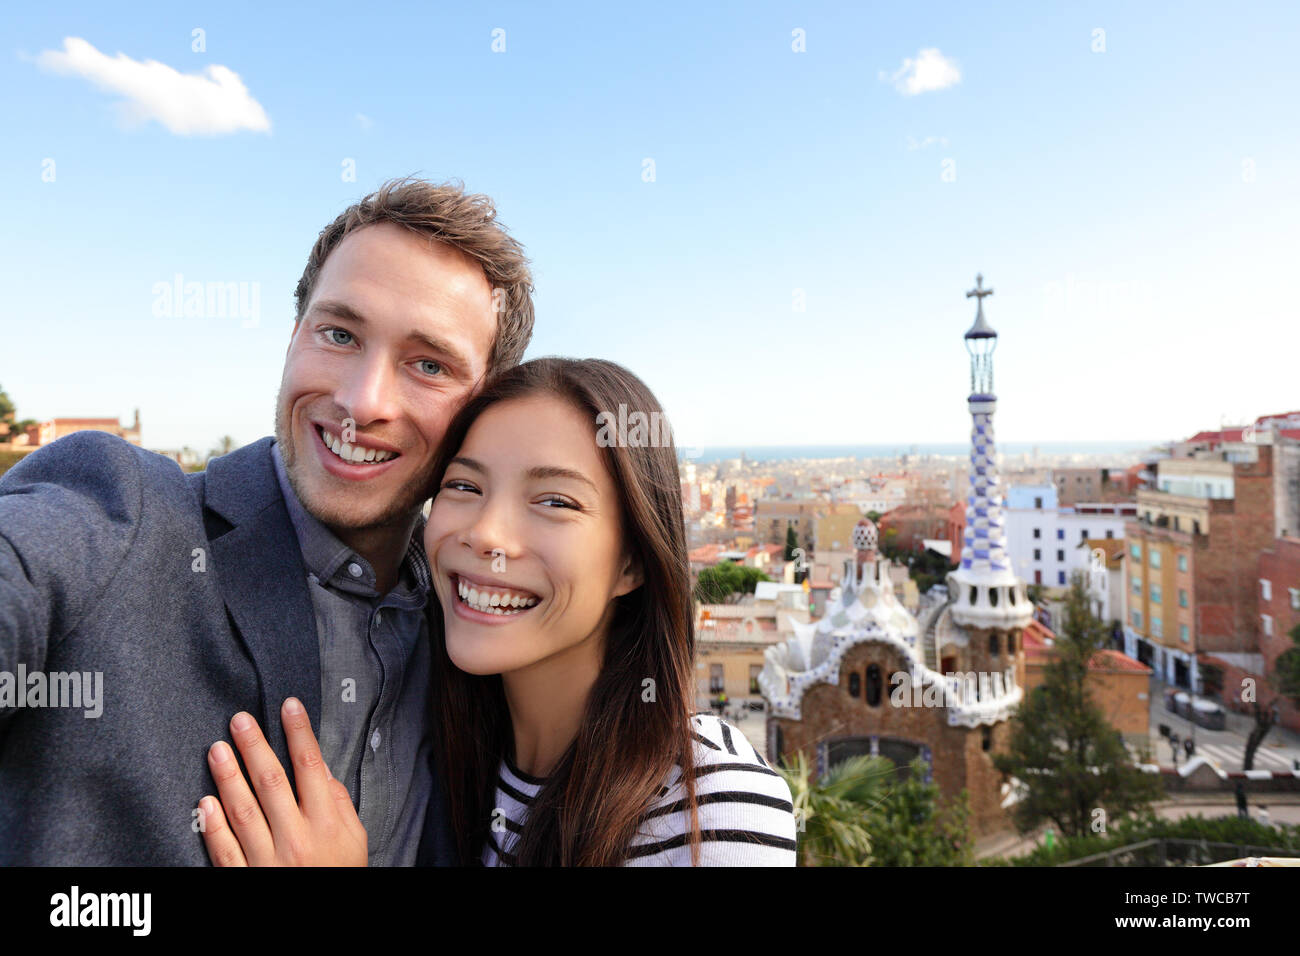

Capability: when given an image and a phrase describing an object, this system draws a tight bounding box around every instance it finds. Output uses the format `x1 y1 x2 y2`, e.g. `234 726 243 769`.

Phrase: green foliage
988 811 1300 866
779 753 974 866
993 574 1163 837
783 524 799 562
693 562 771 604
865 510 882 523
0 385 14 424
0 449 31 477
865 758 975 866
779 751 891 866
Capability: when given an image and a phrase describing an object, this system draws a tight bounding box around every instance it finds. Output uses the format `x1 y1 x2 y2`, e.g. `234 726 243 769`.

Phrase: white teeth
319 427 396 465
454 578 539 615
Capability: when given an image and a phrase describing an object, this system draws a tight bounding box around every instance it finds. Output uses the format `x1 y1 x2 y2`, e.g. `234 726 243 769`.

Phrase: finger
207 740 274 865
280 697 334 821
328 777 367 847
197 795 249 867
227 711 304 841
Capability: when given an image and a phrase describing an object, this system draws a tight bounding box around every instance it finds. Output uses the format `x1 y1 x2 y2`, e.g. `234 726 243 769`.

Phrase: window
1152 617 1163 638
1056 528 1065 540
1106 530 1114 538
1034 496 1043 509
709 663 724 693
1131 575 1141 595
981 726 992 752
1033 528 1041 539
1034 548 1041 561
1151 585 1162 604
749 664 762 694
865 664 883 707
1034 570 1042 584
1007 632 1016 653
1057 571 1066 585
1149 549 1161 569
1131 543 1142 560
1291 588 1300 610
1179 589 1188 608
1180 624 1189 643
1260 579 1272 601
1178 553 1187 572
1132 609 1142 629
848 671 861 698
1081 529 1089 541
1262 614 1273 636
1056 549 1065 562
989 633 999 656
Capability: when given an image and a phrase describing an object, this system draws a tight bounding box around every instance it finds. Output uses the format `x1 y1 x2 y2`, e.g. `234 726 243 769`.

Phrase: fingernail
231 712 253 732
200 796 217 815
283 697 303 715
209 742 231 763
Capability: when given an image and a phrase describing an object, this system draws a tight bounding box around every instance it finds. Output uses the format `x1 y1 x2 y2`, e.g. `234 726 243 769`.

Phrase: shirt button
374 610 383 627
370 730 381 751
348 562 363 578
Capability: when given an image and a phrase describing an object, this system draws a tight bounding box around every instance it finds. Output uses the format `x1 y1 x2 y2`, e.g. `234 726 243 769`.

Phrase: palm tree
779 751 893 866
207 435 237 462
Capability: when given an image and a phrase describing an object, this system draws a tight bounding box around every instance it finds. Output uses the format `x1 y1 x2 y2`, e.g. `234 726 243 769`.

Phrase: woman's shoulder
623 713 797 866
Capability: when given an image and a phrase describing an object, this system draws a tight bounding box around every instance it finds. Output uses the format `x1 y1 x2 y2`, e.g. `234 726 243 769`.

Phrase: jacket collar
201 437 323 757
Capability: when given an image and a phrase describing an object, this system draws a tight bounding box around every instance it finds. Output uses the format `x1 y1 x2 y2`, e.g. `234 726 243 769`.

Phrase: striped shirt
482 714 798 866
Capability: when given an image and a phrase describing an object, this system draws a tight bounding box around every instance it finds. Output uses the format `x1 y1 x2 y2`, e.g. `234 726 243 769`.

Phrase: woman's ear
613 553 644 597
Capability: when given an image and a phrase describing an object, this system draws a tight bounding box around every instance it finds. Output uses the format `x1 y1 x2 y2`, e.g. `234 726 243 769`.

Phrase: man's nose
336 354 401 427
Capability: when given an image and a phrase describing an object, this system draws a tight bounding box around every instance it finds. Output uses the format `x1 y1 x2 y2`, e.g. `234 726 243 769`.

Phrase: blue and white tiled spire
948 274 1033 632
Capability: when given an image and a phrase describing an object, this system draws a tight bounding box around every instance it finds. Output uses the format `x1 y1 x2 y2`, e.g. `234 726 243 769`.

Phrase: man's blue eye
419 360 443 376
328 329 353 346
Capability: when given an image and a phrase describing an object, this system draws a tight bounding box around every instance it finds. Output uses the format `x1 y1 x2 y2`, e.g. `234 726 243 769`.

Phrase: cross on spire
966 273 993 303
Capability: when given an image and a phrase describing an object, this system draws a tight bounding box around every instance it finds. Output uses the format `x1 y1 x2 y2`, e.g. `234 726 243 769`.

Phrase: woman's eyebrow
449 457 598 494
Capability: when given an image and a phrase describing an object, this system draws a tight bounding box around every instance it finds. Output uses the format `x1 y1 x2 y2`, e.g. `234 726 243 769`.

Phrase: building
813 503 866 556
754 496 822 548
1021 619 1152 748
1004 483 1134 589
14 410 142 447
759 274 1037 837
1121 439 1282 692
877 500 965 555
1071 536 1127 626
695 582 810 707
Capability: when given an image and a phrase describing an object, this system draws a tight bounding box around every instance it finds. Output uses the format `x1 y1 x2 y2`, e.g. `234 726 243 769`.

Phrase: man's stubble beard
274 389 440 534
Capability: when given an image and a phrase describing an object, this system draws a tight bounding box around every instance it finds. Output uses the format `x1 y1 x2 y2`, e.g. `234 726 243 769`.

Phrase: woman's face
425 393 642 676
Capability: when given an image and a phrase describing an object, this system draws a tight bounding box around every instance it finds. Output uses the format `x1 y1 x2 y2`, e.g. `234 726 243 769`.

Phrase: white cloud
356 112 373 130
883 48 961 96
35 37 271 135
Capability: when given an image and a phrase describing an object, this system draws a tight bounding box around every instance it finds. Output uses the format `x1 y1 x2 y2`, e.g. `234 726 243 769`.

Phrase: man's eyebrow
448 457 598 494
308 299 473 373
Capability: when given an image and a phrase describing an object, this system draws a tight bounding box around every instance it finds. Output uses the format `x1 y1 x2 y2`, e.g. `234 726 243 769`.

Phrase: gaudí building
758 275 1036 836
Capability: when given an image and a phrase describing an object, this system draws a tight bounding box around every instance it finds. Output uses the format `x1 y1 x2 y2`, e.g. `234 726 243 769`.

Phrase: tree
1242 621 1300 770
866 758 974 866
993 573 1163 837
779 751 891 866
207 436 237 462
0 385 15 426
693 562 770 604
783 523 799 562
865 510 882 524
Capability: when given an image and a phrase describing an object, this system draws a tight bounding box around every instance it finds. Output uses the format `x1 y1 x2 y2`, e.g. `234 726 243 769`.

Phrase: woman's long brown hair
428 357 701 866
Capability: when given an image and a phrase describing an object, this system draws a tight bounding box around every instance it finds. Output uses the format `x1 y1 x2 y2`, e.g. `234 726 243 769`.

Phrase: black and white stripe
481 714 797 867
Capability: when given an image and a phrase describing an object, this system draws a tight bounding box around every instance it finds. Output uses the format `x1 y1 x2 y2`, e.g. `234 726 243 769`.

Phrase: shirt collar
272 441 430 599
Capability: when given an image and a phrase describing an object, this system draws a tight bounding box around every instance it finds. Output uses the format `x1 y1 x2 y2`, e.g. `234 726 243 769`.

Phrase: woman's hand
198 697 367 866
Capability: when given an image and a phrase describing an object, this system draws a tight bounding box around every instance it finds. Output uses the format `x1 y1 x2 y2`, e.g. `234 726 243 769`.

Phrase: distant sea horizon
677 441 1163 464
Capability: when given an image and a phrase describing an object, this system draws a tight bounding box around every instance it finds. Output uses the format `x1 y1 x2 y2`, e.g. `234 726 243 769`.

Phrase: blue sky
3 1 1297 452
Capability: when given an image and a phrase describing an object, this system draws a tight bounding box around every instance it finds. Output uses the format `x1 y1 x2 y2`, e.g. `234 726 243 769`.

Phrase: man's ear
614 553 644 597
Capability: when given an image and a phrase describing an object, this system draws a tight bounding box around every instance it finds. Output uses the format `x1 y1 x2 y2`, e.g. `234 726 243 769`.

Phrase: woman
197 358 796 866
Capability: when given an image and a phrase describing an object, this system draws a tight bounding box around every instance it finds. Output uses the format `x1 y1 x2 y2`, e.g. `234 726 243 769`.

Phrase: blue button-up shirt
272 443 433 865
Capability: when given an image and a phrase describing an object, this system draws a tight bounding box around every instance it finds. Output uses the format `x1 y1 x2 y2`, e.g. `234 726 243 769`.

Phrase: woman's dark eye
539 495 579 510
441 479 478 494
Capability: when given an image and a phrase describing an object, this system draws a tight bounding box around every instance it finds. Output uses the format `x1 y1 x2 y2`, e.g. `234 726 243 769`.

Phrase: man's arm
0 432 148 709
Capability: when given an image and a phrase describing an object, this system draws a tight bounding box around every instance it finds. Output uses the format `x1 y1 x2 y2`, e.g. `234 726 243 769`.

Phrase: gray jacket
0 432 453 865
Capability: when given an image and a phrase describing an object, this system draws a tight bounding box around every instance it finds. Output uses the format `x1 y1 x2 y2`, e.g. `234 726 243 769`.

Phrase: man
0 178 534 864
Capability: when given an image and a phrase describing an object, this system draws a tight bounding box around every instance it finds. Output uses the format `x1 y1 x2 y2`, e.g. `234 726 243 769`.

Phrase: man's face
275 222 496 532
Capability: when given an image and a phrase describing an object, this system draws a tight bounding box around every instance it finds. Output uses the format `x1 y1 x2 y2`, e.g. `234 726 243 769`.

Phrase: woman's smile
448 571 542 623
